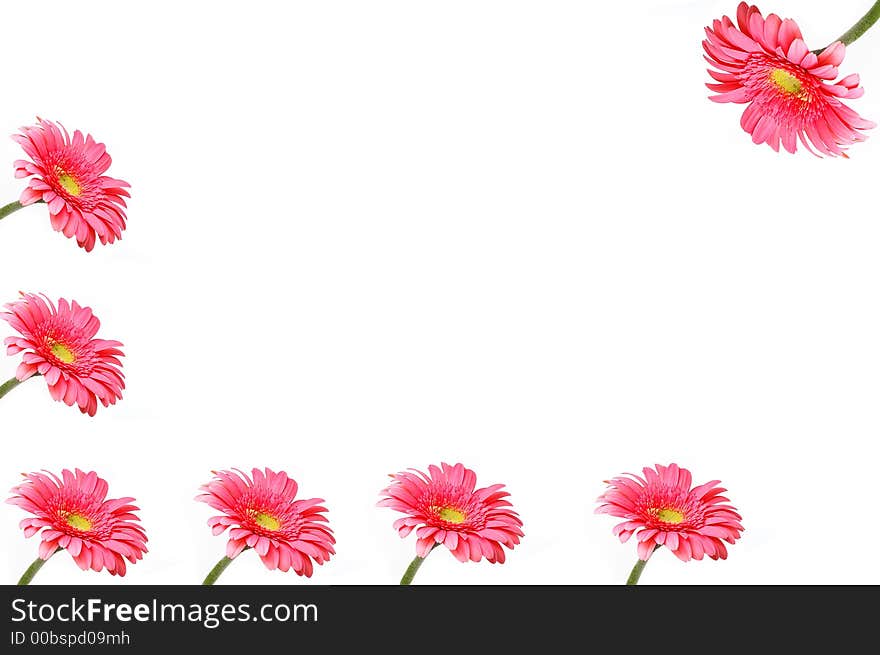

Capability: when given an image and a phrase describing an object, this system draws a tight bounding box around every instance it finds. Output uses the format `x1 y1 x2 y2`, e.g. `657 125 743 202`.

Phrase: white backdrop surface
1 0 878 584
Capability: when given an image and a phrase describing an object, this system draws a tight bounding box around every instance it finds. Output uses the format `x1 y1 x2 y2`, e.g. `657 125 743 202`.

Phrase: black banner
1 585 874 651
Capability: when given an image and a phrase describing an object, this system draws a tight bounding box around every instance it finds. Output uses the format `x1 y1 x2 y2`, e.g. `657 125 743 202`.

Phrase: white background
1 0 878 585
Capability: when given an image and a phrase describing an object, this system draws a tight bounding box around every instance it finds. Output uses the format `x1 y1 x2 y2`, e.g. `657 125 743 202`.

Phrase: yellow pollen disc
251 511 281 531
770 68 803 95
65 513 92 531
57 172 82 197
656 508 685 524
51 342 76 364
438 507 466 524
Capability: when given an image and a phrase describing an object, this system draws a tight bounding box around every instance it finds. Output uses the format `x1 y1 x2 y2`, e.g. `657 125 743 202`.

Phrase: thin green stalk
817 1 880 52
202 556 236 585
0 201 25 222
400 544 439 585
0 377 24 401
626 545 661 585
18 549 59 585
626 559 649 585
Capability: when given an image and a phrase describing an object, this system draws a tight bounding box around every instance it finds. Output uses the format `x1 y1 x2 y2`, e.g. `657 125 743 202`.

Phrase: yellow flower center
250 511 281 531
51 342 76 364
770 68 803 96
438 507 466 524
65 513 92 531
57 172 82 197
656 508 685 524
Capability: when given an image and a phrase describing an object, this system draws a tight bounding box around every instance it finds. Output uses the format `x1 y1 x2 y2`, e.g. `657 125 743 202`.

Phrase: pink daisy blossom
13 118 129 251
704 2 875 156
379 462 524 563
596 463 743 562
2 293 125 416
7 469 148 576
196 468 335 577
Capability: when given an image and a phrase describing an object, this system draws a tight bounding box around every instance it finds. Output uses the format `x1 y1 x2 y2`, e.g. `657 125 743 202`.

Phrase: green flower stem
400 544 439 585
18 549 59 585
400 555 428 585
202 555 236 585
0 201 25 222
819 1 880 51
0 377 25 401
626 545 661 585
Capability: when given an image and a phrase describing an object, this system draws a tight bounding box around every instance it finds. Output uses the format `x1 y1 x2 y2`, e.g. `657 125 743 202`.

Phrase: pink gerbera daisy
379 462 524 583
704 3 875 156
13 118 129 251
596 463 743 582
1 293 125 416
196 468 335 582
7 469 148 582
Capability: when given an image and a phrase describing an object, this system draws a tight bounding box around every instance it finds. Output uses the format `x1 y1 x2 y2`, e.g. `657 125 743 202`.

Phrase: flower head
7 469 148 576
379 462 524 563
704 2 875 156
2 293 125 416
596 463 743 562
196 468 335 577
13 118 130 251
